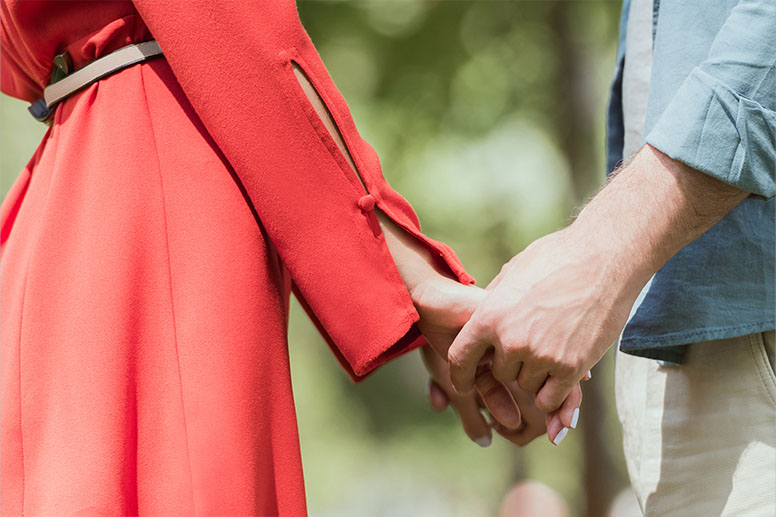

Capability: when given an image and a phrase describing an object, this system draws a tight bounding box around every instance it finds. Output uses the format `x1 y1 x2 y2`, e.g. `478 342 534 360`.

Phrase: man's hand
447 228 625 415
414 276 584 446
447 145 748 422
423 345 578 446
423 345 585 446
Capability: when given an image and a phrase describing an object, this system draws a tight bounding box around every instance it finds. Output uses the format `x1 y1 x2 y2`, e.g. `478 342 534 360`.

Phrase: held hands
413 275 584 446
422 346 497 447
423 344 581 447
445 226 627 434
408 147 748 447
375 208 588 446
413 278 522 446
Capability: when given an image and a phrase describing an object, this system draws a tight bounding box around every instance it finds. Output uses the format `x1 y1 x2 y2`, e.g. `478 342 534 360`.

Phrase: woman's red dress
0 2 473 514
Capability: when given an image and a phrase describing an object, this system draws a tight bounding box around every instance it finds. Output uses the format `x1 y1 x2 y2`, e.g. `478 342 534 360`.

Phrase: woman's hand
490 381 550 447
421 344 494 447
423 342 581 447
413 277 525 443
374 210 523 440
424 340 583 447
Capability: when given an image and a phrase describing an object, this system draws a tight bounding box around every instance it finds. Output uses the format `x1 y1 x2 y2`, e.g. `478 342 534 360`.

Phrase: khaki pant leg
615 331 776 516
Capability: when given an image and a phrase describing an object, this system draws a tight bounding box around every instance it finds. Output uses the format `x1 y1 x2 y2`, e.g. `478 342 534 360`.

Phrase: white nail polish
552 427 569 446
570 408 580 429
475 435 492 448
587 369 592 379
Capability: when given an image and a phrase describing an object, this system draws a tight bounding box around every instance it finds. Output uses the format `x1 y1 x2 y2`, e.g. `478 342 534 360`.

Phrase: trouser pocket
750 330 776 408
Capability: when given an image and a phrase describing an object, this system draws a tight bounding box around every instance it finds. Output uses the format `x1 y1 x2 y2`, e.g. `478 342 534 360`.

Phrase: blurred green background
1 1 634 516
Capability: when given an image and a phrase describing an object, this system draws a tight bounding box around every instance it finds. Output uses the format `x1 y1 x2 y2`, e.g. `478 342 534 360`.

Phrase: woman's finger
475 368 522 430
557 383 582 430
420 345 493 447
449 391 493 448
429 379 449 412
545 383 582 446
491 419 547 447
546 411 567 446
494 379 548 446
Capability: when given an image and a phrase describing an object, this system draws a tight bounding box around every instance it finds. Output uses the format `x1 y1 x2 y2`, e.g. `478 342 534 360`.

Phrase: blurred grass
1 2 629 515
1 96 46 194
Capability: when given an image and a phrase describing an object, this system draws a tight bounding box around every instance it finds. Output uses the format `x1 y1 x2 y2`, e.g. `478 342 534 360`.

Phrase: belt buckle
28 50 72 124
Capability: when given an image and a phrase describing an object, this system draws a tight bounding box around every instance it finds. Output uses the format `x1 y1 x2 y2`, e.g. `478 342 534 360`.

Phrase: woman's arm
295 64 526 441
133 1 471 381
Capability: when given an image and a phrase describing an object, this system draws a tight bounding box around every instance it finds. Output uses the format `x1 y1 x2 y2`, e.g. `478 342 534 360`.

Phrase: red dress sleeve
130 0 474 380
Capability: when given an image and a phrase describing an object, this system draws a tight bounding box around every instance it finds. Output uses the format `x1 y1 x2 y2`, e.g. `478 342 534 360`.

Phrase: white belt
29 40 163 123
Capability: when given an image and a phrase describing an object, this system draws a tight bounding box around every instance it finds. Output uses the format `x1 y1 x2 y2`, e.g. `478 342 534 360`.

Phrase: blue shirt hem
620 319 776 363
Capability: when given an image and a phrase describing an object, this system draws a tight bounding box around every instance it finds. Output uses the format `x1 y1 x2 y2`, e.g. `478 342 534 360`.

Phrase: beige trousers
615 331 776 516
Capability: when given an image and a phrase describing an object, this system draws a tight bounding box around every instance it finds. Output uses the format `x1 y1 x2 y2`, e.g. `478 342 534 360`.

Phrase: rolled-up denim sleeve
646 0 776 198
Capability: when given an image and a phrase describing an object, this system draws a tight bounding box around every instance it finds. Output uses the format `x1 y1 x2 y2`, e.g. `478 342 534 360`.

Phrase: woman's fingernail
570 407 580 429
475 435 492 448
552 427 569 446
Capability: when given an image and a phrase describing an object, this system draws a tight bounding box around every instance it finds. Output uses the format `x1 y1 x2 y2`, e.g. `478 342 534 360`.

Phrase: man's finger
475 369 521 430
448 317 492 393
492 346 521 385
516 364 549 394
535 375 577 413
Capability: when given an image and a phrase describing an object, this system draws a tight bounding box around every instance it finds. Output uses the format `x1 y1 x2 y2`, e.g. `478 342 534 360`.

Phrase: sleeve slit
291 61 369 193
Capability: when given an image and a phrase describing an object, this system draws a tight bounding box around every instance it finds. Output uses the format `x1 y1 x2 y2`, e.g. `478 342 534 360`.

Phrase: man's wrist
567 145 748 301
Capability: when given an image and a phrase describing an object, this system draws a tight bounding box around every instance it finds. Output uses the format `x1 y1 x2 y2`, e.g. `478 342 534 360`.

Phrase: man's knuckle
491 366 511 384
476 312 498 335
503 334 528 357
447 348 464 369
555 361 575 376
516 376 533 392
528 350 547 363
543 353 577 376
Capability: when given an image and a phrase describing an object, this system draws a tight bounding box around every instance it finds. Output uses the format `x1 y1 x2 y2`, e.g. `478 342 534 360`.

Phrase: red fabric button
357 194 376 212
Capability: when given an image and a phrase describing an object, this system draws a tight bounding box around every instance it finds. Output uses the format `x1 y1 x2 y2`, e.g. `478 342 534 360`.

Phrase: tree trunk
548 3 627 516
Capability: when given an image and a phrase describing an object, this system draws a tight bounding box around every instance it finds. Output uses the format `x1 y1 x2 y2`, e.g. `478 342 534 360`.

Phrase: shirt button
357 194 376 212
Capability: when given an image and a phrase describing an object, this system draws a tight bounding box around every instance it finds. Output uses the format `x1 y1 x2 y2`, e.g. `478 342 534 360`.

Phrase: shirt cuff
646 67 776 199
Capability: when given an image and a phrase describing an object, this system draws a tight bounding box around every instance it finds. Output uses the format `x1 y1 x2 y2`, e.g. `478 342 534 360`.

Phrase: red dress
0 2 473 514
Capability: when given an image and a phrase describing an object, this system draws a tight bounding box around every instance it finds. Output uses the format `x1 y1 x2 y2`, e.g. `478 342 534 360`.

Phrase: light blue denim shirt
607 0 776 363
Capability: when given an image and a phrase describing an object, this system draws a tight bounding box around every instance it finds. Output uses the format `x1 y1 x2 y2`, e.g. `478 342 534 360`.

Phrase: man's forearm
569 145 750 298
447 145 749 418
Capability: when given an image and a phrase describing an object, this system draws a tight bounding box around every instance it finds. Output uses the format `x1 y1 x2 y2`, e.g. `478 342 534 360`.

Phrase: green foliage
1 97 47 194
